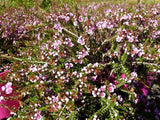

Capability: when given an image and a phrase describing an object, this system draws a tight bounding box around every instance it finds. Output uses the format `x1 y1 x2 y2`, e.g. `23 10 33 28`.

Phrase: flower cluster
0 1 160 120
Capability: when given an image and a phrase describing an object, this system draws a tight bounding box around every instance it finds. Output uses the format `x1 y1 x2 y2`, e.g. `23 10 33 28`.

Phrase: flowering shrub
0 1 160 120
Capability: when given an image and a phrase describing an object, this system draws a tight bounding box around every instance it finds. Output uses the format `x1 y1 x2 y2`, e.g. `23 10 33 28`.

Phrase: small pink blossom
78 59 82 64
54 23 62 33
131 72 137 77
65 16 70 22
108 86 114 93
127 36 134 42
116 36 123 42
122 84 128 89
77 36 85 45
121 74 126 79
5 87 13 94
100 86 106 91
1 82 13 94
73 20 78 26
78 16 83 22
133 48 139 54
118 95 123 102
65 63 73 69
91 76 97 81
92 90 97 97
100 92 106 98
34 111 42 120
86 29 93 35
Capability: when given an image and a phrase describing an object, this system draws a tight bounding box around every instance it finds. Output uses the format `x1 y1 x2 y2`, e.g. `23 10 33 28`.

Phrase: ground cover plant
0 0 160 120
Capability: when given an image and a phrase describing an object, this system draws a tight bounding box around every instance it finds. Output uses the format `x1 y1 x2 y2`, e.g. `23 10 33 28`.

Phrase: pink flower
96 22 103 30
100 92 106 98
34 111 42 120
68 42 74 47
100 86 106 91
73 20 78 26
54 23 62 33
86 29 93 35
108 83 116 93
128 35 134 42
108 86 114 93
116 36 123 42
92 90 97 97
53 40 62 51
1 82 13 94
52 96 58 102
77 36 85 45
82 51 88 57
5 82 12 88
91 76 97 81
65 16 70 22
131 72 137 77
5 87 13 94
78 16 83 22
118 95 123 102
121 74 126 79
78 59 82 64
122 84 128 89
65 63 73 69
133 48 139 54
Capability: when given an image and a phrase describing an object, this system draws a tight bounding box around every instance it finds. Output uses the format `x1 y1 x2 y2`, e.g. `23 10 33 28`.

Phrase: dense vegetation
0 0 160 120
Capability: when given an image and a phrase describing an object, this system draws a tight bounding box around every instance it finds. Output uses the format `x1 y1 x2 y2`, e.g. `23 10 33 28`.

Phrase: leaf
121 53 128 64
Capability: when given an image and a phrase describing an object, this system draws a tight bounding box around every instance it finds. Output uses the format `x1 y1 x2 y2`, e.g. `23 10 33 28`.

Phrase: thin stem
0 54 48 64
62 27 79 38
132 61 160 67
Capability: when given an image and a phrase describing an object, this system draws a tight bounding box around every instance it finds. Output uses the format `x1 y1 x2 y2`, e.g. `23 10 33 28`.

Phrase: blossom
108 86 114 93
86 29 93 35
121 74 126 79
1 82 13 94
77 36 85 45
131 72 137 77
54 23 62 32
108 83 116 93
100 92 106 98
34 111 42 120
116 36 123 42
127 35 134 42
73 20 78 26
92 90 97 97
65 63 73 69
78 16 83 22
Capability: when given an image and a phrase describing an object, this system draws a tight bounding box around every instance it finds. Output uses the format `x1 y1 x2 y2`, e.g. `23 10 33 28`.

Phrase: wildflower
116 36 123 42
0 96 4 102
54 23 62 33
34 111 42 120
65 63 73 69
77 36 85 45
117 95 123 102
131 72 137 77
91 76 97 81
121 74 126 79
108 86 114 93
73 20 78 26
92 90 97 97
127 35 134 42
86 29 93 35
78 16 83 22
100 92 106 98
1 82 13 94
